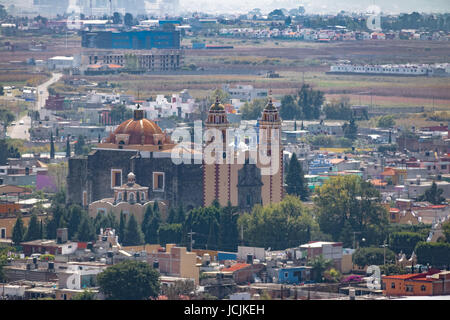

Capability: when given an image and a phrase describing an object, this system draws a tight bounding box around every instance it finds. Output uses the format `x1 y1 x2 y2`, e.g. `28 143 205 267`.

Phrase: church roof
107 106 166 145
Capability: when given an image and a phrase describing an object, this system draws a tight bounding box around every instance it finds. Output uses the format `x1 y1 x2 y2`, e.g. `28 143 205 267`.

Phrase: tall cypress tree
25 213 40 241
123 214 144 246
167 207 177 224
119 211 126 244
219 202 239 252
12 214 26 245
66 136 71 158
77 215 96 242
175 205 185 224
285 153 309 201
50 132 55 159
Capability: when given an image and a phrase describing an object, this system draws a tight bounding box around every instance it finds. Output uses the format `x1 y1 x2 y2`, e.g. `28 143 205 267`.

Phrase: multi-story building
81 30 181 50
81 49 183 73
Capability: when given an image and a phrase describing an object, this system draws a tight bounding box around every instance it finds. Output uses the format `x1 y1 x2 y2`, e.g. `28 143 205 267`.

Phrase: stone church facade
67 97 284 212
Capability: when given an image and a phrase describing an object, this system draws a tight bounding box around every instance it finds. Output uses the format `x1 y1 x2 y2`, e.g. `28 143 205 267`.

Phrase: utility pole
353 231 362 249
188 230 196 252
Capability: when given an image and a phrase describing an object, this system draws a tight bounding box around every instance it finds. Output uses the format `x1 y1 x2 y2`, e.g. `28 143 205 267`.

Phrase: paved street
7 73 62 141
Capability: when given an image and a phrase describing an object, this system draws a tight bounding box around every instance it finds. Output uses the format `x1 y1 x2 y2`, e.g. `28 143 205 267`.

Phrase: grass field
2 34 449 116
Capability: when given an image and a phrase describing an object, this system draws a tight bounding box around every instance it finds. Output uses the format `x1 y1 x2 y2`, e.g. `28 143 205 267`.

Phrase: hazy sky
179 0 450 14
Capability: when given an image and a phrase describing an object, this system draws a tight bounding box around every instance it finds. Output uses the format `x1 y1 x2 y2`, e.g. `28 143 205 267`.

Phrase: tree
314 175 389 247
443 220 450 243
218 203 239 252
124 13 134 27
12 214 26 245
377 115 396 128
0 85 3 96
142 206 160 245
159 223 182 246
161 279 195 300
0 139 20 165
238 195 319 250
110 104 132 125
308 255 333 282
268 9 285 20
297 84 324 120
389 232 425 255
279 95 299 120
24 213 41 241
77 215 96 242
240 98 267 120
72 289 96 300
50 132 55 159
418 182 445 204
67 205 83 240
66 137 71 158
118 211 126 243
123 214 144 246
94 211 118 235
97 260 160 300
324 97 353 120
47 162 68 191
112 12 122 24
342 118 358 141
0 109 15 133
74 135 86 156
352 247 395 267
285 153 309 201
208 88 230 106
415 242 450 269
183 205 221 250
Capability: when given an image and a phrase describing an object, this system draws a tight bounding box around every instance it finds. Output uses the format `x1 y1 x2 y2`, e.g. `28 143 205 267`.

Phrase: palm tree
308 255 334 283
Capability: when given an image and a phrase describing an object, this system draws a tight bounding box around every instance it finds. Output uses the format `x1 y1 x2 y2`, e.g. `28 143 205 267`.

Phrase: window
406 285 413 292
391 282 395 289
153 172 165 191
284 272 289 279
111 169 122 188
0 228 5 239
421 285 426 291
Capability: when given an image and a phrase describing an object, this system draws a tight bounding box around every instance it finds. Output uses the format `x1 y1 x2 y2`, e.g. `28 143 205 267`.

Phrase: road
7 73 63 141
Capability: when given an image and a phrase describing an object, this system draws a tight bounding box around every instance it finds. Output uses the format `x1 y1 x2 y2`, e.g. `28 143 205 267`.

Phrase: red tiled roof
389 208 400 213
381 168 396 176
371 179 387 187
383 273 422 280
222 263 250 272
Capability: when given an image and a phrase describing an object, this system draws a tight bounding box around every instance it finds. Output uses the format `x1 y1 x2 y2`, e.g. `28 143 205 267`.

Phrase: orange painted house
382 269 450 296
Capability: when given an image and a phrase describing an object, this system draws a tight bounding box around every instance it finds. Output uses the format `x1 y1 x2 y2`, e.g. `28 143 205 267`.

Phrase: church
66 96 284 212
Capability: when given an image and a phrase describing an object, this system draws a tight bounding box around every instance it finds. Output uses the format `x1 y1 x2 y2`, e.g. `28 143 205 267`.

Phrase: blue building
308 155 333 175
277 266 312 285
81 30 181 50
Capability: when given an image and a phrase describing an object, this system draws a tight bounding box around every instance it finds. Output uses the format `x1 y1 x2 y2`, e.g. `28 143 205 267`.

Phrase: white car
19 120 24 125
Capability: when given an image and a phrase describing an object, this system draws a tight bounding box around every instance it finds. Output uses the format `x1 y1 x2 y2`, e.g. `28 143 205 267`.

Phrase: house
382 270 450 296
57 261 107 291
147 244 199 285
21 238 79 257
274 266 312 285
299 241 343 271
221 262 265 284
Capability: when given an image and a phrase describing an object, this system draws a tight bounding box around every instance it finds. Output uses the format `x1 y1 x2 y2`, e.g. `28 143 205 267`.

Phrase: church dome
206 96 229 127
107 107 166 145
